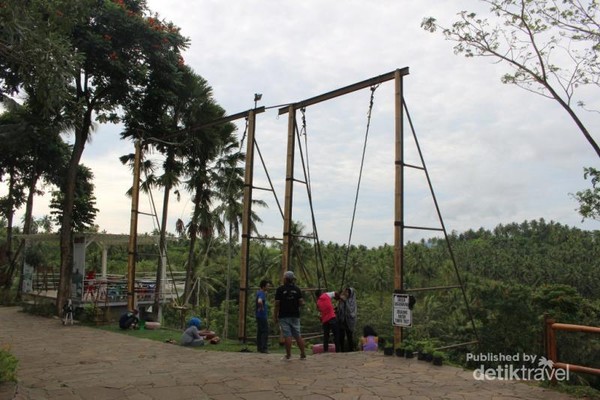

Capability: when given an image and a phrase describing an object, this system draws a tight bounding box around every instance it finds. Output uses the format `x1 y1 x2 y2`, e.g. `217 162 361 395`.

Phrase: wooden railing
544 316 600 378
30 271 187 304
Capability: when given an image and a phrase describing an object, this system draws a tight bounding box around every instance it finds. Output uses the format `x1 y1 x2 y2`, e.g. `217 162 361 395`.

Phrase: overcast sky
5 0 600 247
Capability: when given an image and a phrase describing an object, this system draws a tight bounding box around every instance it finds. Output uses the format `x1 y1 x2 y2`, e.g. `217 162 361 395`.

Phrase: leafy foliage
49 165 99 232
573 167 600 221
422 0 600 157
0 346 18 383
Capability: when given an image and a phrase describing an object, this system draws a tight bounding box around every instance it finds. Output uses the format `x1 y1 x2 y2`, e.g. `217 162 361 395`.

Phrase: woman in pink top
315 290 341 353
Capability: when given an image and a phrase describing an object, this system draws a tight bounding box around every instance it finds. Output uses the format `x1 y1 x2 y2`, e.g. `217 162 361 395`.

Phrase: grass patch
94 324 284 353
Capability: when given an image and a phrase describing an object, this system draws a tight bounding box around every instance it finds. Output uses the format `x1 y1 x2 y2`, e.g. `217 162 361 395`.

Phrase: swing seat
311 343 336 354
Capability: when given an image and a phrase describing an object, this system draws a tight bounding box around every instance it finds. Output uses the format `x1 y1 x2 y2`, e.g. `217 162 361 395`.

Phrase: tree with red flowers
1 0 189 314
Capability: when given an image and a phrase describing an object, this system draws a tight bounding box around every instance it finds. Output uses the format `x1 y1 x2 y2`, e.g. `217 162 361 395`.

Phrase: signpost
393 293 412 327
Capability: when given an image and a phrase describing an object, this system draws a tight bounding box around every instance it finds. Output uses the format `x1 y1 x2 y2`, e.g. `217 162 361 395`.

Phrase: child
360 325 379 352
181 317 205 347
62 299 74 325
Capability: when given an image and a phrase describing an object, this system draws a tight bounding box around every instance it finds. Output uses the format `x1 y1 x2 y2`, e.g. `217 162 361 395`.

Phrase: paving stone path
0 306 575 400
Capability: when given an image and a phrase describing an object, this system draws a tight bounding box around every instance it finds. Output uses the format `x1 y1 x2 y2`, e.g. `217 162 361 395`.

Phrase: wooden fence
544 316 600 378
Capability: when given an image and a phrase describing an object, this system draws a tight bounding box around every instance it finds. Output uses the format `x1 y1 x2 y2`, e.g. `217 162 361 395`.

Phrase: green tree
0 0 86 113
0 99 70 290
422 0 600 157
573 167 600 221
249 244 280 283
51 0 187 314
49 165 99 233
212 137 267 339
119 61 204 315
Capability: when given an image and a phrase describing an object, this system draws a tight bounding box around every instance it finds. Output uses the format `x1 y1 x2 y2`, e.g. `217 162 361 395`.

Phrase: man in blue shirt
255 279 271 353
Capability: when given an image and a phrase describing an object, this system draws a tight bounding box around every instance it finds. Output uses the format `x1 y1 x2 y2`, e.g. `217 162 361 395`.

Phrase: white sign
392 293 412 327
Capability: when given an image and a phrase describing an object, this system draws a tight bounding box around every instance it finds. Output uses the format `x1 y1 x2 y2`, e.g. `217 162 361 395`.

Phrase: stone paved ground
0 306 576 400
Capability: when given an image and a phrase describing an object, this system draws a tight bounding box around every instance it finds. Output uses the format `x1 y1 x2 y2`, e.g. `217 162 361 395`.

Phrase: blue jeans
256 318 269 352
279 317 301 338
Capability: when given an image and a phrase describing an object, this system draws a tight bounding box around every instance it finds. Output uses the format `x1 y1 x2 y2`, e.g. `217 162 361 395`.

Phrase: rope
300 108 313 191
140 166 182 305
403 99 480 343
340 84 379 291
293 110 327 292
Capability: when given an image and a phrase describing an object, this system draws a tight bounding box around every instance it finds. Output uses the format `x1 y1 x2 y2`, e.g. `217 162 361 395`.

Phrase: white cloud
3 0 598 247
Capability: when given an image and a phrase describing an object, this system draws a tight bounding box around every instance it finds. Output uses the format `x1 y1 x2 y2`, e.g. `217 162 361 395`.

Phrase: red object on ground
145 322 161 330
311 343 336 354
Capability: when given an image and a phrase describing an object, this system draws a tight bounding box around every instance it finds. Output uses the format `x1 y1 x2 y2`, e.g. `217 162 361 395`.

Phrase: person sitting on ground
119 309 139 330
360 325 379 352
181 317 205 347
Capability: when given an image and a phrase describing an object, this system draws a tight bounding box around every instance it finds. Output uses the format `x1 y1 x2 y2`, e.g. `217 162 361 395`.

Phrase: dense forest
3 217 598 388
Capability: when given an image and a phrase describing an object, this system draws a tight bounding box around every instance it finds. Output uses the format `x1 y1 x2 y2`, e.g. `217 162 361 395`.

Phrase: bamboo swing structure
124 67 478 349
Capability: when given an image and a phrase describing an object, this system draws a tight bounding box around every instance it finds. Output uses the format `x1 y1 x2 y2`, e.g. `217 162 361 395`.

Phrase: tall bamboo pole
393 70 404 346
281 105 296 282
126 139 142 311
238 110 257 341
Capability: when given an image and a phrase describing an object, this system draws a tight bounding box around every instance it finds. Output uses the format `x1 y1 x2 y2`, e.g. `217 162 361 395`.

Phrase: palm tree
0 98 70 294
370 256 393 307
179 94 236 305
249 245 280 283
212 139 267 340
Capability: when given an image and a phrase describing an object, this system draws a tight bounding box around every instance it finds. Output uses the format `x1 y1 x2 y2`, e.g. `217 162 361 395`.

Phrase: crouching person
119 309 139 330
181 317 205 347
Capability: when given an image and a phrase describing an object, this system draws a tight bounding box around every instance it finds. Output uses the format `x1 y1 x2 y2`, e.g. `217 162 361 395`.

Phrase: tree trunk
183 196 200 305
223 222 233 340
16 175 39 300
56 111 91 316
153 179 171 317
2 169 16 289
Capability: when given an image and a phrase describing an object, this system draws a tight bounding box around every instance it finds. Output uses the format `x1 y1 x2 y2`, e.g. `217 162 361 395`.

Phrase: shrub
0 347 18 383
21 300 55 317
0 289 17 306
79 303 104 323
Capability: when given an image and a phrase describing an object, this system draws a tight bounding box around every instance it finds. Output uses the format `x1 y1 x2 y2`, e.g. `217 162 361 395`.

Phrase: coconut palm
212 138 267 339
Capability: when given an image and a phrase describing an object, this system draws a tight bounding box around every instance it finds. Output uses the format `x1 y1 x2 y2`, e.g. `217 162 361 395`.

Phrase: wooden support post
545 316 557 384
238 109 257 341
393 69 404 347
126 139 141 312
546 317 557 363
281 105 296 282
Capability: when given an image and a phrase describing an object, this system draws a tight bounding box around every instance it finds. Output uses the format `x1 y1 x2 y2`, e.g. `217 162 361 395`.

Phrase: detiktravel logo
467 353 570 381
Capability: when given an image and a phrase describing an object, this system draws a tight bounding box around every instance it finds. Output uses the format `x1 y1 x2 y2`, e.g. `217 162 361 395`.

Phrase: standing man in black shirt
274 270 307 360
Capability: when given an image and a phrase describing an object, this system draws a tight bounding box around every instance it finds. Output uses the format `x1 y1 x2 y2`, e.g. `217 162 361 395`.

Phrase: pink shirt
317 292 336 323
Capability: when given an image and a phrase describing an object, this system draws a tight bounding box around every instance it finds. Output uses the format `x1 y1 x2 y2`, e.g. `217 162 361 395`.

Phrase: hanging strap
340 84 379 291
